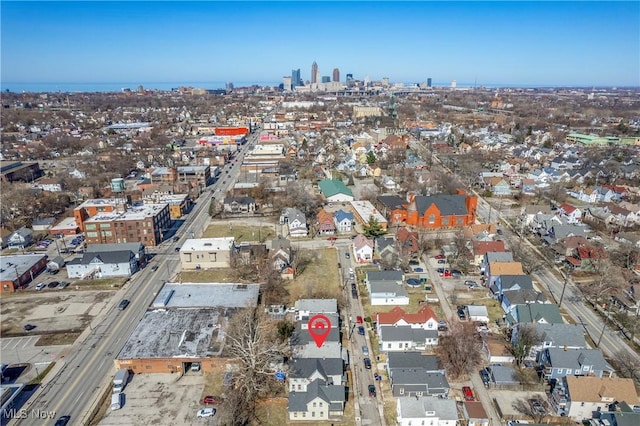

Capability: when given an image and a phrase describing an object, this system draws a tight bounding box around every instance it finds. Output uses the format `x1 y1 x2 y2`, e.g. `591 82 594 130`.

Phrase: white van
110 393 122 410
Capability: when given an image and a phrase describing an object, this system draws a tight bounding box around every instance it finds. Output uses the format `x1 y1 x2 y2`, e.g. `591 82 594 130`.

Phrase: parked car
358 326 365 335
529 399 546 415
437 320 448 331
409 259 420 266
451 269 462 277
368 384 376 397
356 316 363 324
465 280 479 288
345 252 350 259
413 267 424 272
362 345 369 356
58 281 70 289
118 299 130 311
363 358 371 369
48 281 60 288
437 268 445 274
457 308 467 321
23 324 37 331
462 386 475 401
437 259 446 264
434 254 446 259
479 368 491 386
202 395 223 405
197 408 216 418
35 283 45 291
151 265 159 271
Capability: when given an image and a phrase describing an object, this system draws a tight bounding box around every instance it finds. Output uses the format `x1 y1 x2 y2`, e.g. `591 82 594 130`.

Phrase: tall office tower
346 73 354 88
283 76 292 91
382 77 389 87
321 76 330 83
451 80 457 89
311 61 319 84
225 82 234 91
292 69 301 87
332 68 340 82
427 78 432 88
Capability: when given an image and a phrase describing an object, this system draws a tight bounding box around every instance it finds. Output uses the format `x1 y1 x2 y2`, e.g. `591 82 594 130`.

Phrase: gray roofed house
376 195 407 218
386 352 443 374
374 236 397 261
396 396 457 425
8 227 33 249
280 207 308 238
290 323 342 359
491 274 534 296
512 323 586 361
369 281 410 306
488 365 519 385
86 242 146 260
540 348 614 381
482 251 514 273
288 358 344 392
542 224 587 245
379 326 438 352
223 196 256 214
506 303 563 326
288 379 345 421
414 194 470 216
66 250 138 279
295 298 337 321
500 288 548 314
390 371 450 397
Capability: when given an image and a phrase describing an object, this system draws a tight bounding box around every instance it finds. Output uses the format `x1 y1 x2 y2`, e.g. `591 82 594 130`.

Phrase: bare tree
511 398 546 424
609 349 640 386
435 321 483 379
508 239 544 275
510 324 542 366
578 259 625 306
220 307 289 425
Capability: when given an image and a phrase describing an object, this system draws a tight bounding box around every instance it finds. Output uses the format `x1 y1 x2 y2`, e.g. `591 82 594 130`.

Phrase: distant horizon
3 80 638 95
1 2 638 88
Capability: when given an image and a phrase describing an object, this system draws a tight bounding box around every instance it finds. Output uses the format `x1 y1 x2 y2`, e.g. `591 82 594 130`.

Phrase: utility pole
559 271 570 308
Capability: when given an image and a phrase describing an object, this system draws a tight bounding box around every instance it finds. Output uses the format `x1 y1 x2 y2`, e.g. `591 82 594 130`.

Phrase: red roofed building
558 202 582 223
472 240 506 267
395 227 419 256
375 305 439 335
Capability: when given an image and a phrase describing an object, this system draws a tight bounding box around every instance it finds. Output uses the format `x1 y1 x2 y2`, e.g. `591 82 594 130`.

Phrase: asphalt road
9 131 262 426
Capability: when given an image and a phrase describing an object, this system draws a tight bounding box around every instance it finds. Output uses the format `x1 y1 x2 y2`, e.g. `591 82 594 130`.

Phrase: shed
466 305 489 323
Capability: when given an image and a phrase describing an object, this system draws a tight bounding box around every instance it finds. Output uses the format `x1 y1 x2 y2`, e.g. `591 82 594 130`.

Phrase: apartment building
83 203 170 246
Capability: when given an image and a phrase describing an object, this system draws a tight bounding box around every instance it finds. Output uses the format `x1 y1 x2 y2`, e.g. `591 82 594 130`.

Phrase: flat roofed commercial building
0 254 48 292
116 283 260 373
83 202 170 246
178 238 235 270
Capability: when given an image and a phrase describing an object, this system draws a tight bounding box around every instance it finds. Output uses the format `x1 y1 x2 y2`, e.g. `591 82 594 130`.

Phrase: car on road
55 416 71 426
363 358 371 369
48 281 60 288
356 316 363 324
58 281 70 289
462 386 475 401
118 299 130 311
151 265 159 271
23 324 37 331
202 395 223 405
173 236 179 242
345 252 350 259
175 247 180 252
479 368 491 385
368 384 376 397
358 326 365 335
35 282 45 291
362 345 369 356
197 408 216 418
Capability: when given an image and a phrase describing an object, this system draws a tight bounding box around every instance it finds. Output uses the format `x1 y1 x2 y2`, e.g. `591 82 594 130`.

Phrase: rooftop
178 237 235 253
117 308 221 359
0 254 47 282
152 282 260 309
84 203 168 222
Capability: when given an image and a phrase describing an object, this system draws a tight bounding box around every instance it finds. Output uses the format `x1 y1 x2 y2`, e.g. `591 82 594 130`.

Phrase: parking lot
98 373 219 426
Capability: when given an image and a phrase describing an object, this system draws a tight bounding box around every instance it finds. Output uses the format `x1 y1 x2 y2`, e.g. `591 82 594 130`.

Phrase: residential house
390 191 478 230
288 358 344 393
0 228 11 249
512 323 586 361
316 209 336 235
395 228 419 257
539 348 614 381
317 179 354 202
551 376 639 421
488 365 519 386
482 335 516 364
471 241 506 269
558 203 582 224
288 379 346 421
8 227 33 250
223 196 256 214
271 238 293 275
379 323 439 351
66 250 138 279
333 209 354 233
34 177 64 192
506 303 563 327
376 195 407 220
566 244 606 272
396 396 458 426
352 234 374 263
490 274 534 298
376 305 439 335
480 251 513 274
31 217 56 232
500 288 548 315
294 299 338 322
280 208 308 238
386 354 449 398
465 305 489 323
463 401 489 426
290 323 342 359
365 270 409 305
485 261 524 288
541 223 587 245
483 176 511 196
178 237 234 270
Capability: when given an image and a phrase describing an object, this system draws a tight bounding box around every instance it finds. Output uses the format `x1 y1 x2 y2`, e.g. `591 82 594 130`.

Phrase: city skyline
1 1 639 89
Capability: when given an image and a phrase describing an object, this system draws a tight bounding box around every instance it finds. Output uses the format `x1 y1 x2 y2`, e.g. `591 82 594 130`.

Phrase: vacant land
203 223 277 243
286 247 341 304
179 268 239 283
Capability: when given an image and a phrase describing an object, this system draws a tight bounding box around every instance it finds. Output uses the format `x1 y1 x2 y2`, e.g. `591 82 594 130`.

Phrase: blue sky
1 1 638 87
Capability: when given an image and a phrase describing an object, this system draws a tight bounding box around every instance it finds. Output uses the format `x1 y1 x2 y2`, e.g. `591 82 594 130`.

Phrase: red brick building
391 190 478 230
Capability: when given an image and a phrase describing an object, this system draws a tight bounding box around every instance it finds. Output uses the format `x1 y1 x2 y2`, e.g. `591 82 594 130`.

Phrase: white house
8 227 33 250
280 208 308 238
556 376 638 421
288 379 345 421
376 306 439 335
178 237 234 270
333 210 354 233
397 396 458 426
66 250 138 279
379 326 439 351
352 234 374 263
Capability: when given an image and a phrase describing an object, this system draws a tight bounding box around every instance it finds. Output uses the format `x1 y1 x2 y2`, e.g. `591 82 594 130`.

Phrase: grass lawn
73 278 126 290
203 224 276 243
201 370 226 401
36 331 81 346
383 399 398 425
286 248 341 304
179 268 239 283
254 398 288 426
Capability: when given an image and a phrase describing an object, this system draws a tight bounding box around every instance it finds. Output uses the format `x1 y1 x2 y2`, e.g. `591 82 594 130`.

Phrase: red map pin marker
308 314 331 348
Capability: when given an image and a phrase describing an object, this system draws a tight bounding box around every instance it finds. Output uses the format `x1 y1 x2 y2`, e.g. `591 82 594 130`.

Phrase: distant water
0 81 281 93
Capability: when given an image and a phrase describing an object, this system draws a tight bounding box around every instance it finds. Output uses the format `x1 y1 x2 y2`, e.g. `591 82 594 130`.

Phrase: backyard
203 223 277 243
286 247 341 304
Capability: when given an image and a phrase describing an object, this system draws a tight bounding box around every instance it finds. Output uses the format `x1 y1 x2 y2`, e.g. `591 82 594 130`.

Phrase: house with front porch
396 396 458 426
539 348 614 381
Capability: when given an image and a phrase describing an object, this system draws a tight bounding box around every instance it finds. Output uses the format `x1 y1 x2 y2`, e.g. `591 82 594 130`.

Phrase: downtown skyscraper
332 68 340 82
311 61 319 84
291 69 302 87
